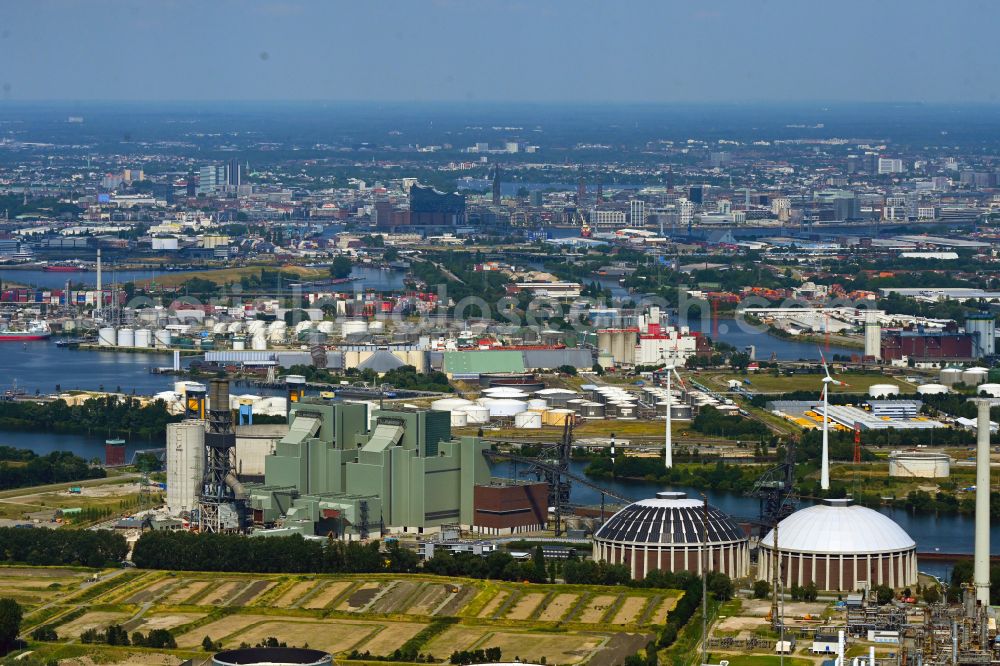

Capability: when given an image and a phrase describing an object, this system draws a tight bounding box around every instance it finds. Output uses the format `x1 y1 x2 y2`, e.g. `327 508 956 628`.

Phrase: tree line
0 395 180 441
0 447 105 491
0 528 127 568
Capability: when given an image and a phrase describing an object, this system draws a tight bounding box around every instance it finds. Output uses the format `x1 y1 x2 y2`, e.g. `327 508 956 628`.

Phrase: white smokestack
821 381 830 490
837 629 845 666
665 365 673 469
974 398 992 606
96 248 102 295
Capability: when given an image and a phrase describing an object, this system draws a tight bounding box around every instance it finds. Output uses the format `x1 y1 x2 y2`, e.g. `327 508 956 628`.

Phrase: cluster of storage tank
640 386 694 420
98 327 173 349
939 366 991 387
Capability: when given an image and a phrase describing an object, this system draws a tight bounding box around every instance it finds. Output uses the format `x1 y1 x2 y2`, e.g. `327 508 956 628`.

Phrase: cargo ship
43 264 84 272
0 320 51 341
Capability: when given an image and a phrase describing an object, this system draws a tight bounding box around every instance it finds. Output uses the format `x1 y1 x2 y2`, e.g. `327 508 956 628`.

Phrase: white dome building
758 499 917 591
593 491 749 580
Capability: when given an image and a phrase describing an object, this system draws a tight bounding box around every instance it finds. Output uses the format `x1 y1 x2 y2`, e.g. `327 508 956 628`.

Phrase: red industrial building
881 330 975 362
473 481 548 535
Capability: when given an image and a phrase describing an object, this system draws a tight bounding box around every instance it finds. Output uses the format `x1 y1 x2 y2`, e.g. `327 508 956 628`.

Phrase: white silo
251 333 268 350
165 420 205 516
232 336 246 351
965 313 996 359
213 323 228 335
864 311 882 360
450 411 469 427
916 383 949 396
431 397 474 412
98 327 116 347
116 328 135 348
134 329 153 348
342 320 369 336
227 322 244 334
154 329 173 349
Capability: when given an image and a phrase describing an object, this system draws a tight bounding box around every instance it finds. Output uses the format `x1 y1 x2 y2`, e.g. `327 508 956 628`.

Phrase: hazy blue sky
1 0 998 103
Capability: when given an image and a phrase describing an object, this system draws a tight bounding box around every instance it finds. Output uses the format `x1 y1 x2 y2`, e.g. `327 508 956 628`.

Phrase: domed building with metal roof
758 499 917 592
592 491 750 580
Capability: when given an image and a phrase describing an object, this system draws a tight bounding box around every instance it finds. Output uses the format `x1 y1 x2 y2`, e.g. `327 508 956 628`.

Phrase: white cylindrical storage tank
294 321 313 335
268 329 286 343
476 397 496 408
134 328 153 348
483 387 529 398
527 399 548 410
868 383 900 398
116 328 135 348
342 320 369 336
317 321 335 334
963 367 989 386
154 329 172 348
939 367 963 386
227 322 244 334
566 398 589 413
431 398 474 411
98 326 116 347
213 323 228 335
247 320 265 335
487 399 527 417
369 320 384 333
514 411 542 429
889 450 951 478
232 337 246 351
450 410 469 427
616 403 637 419
581 402 606 419
459 406 490 424
251 333 267 350
977 383 1000 398
916 383 949 396
166 420 206 516
267 320 286 335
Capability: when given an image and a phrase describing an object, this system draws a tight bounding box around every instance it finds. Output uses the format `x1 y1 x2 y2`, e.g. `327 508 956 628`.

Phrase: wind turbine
663 361 686 469
818 349 847 490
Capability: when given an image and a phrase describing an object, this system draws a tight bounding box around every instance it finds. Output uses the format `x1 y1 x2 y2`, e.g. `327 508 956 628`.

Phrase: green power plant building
247 400 491 538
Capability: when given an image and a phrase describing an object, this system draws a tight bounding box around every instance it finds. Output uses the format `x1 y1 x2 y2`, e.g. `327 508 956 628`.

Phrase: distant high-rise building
226 158 242 189
492 165 501 206
198 165 225 195
688 185 703 204
679 198 694 229
576 177 586 206
629 199 646 228
878 158 905 175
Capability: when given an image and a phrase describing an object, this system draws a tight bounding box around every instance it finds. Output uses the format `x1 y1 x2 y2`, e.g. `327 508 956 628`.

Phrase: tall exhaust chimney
95 248 102 318
973 398 992 606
